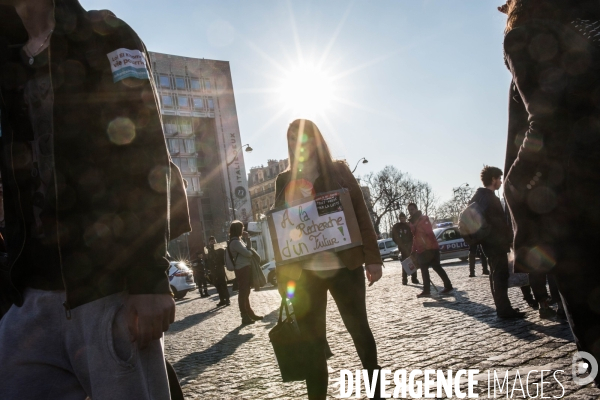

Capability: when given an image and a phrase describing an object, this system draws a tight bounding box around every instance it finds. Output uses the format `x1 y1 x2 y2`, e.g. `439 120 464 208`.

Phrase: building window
204 79 211 91
159 75 171 88
175 77 187 90
190 78 202 91
172 157 182 170
177 96 190 109
191 176 201 192
161 95 173 108
188 158 197 171
207 98 214 110
179 120 193 135
164 122 177 135
184 139 195 153
169 138 183 154
193 98 204 110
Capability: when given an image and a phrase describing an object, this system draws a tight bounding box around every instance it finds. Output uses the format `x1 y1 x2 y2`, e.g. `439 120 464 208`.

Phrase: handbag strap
278 298 293 323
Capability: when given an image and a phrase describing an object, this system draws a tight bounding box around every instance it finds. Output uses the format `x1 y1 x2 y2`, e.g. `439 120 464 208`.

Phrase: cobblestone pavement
165 259 600 399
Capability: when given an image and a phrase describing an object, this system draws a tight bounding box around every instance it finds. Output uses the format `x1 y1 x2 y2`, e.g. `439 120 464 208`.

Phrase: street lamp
452 182 469 196
225 144 253 221
351 157 369 173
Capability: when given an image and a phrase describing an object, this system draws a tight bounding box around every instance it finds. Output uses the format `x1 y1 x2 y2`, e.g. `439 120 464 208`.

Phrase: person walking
206 236 230 307
0 1 187 398
500 0 600 380
227 222 262 324
469 166 525 319
391 212 420 285
468 244 490 277
274 119 383 400
407 203 453 297
192 252 209 297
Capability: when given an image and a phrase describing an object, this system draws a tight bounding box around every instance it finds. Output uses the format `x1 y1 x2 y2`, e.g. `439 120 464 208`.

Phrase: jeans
480 243 513 315
0 289 170 400
291 267 380 398
417 250 452 292
234 265 255 317
195 268 207 291
469 244 488 274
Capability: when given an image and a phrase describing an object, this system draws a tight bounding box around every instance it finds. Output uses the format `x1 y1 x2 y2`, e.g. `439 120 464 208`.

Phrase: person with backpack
391 212 420 285
407 203 454 297
227 221 263 325
466 166 525 319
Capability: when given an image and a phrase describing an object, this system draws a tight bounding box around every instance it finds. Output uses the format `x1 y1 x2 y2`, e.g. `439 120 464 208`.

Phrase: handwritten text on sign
271 192 350 260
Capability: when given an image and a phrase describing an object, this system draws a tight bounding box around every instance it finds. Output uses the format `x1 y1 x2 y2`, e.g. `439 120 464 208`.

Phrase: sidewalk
165 260 600 399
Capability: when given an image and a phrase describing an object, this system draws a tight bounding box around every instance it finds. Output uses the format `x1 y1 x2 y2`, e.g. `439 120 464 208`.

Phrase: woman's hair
229 220 244 238
286 119 338 186
505 0 569 34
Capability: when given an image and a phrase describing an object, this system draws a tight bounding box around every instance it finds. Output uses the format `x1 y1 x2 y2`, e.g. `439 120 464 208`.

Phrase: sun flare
278 64 334 118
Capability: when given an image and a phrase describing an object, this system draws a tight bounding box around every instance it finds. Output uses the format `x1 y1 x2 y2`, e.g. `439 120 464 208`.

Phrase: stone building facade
248 159 289 220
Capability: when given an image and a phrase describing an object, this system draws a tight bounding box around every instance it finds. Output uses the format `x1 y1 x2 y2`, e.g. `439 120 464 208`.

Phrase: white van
377 238 399 261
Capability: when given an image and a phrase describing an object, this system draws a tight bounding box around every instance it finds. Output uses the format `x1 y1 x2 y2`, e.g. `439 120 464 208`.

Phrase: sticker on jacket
106 48 149 83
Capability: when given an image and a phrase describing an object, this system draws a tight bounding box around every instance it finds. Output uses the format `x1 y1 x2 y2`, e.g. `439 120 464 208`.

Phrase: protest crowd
0 0 599 399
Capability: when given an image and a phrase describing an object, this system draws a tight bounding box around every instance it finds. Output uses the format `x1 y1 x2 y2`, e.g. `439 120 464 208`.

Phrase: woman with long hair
500 0 600 385
273 119 383 399
228 220 263 325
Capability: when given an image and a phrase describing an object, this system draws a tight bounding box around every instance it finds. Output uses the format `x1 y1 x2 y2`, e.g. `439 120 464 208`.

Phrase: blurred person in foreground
408 203 454 298
500 0 600 384
274 119 383 400
0 0 190 398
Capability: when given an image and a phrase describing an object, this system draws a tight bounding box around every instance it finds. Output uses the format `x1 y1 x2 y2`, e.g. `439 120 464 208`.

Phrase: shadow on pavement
422 290 571 341
173 326 254 385
166 308 222 335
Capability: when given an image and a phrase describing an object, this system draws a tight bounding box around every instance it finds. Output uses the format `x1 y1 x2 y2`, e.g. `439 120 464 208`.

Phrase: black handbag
268 299 306 382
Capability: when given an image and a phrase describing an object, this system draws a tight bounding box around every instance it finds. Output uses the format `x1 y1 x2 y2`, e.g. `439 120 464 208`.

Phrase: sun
278 64 334 119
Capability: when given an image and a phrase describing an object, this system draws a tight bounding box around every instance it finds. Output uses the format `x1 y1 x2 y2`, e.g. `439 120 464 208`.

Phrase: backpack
225 240 238 271
458 202 491 246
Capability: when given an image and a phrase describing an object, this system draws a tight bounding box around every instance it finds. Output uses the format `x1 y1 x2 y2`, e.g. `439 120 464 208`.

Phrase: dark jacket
206 247 226 271
391 222 413 254
273 161 382 281
469 188 511 250
0 1 190 310
503 19 600 272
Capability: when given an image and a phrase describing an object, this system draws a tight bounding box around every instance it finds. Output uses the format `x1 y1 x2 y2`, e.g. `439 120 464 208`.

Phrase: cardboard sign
267 189 363 266
401 256 419 276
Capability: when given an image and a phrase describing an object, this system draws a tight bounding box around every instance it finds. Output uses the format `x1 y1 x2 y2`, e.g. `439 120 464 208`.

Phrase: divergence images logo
572 351 598 386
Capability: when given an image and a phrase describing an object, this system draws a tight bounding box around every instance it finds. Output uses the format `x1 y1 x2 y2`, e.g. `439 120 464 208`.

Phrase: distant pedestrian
408 203 454 297
227 221 263 325
468 166 524 318
206 236 230 307
468 244 489 277
192 252 209 297
391 212 420 285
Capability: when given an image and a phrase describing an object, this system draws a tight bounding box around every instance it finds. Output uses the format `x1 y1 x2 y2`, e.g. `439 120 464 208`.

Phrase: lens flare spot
107 117 136 145
286 281 296 299
525 245 556 272
148 166 169 193
289 228 302 241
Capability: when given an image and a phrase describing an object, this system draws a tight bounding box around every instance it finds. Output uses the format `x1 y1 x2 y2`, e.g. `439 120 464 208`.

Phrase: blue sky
81 0 512 202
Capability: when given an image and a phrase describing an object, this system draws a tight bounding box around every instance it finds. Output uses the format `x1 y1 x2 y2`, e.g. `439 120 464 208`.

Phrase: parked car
378 238 399 261
168 261 196 299
433 226 470 261
261 260 277 286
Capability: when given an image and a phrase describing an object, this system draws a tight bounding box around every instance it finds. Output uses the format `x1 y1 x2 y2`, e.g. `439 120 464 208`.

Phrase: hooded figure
0 1 189 398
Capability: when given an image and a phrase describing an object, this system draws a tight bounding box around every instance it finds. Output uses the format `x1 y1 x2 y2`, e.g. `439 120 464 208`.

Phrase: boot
241 314 255 325
481 254 490 275
411 273 420 284
468 253 476 277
